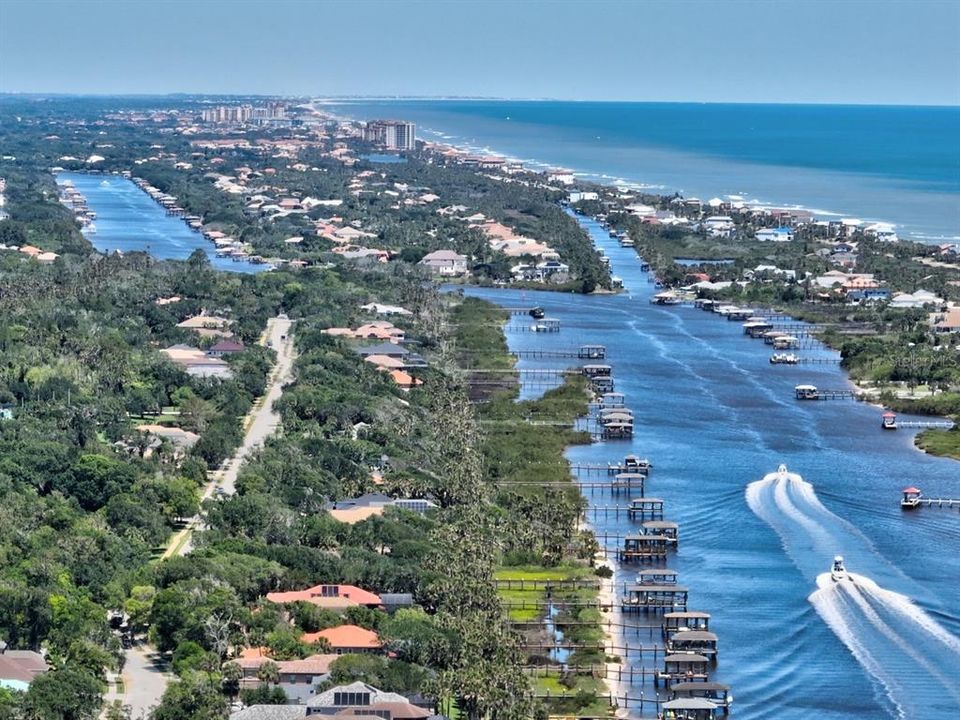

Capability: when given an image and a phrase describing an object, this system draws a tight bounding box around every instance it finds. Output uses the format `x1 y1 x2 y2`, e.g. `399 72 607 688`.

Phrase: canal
56 172 267 274
463 215 960 719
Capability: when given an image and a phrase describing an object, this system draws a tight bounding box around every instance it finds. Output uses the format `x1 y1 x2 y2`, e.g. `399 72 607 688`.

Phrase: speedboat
830 555 848 582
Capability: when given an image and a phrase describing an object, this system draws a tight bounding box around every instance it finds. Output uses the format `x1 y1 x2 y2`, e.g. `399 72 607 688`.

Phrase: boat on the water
830 555 849 582
770 352 799 364
881 411 897 430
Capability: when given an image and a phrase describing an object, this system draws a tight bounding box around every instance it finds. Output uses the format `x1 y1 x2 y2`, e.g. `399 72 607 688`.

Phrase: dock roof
663 653 709 663
665 611 711 619
670 682 730 693
669 631 717 642
626 584 689 593
662 699 718 710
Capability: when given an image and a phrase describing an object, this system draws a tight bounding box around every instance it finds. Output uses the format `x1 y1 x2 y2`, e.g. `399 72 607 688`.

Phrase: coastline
321 101 960 244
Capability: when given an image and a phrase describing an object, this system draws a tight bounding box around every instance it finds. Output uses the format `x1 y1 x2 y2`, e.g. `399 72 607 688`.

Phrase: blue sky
1 0 958 105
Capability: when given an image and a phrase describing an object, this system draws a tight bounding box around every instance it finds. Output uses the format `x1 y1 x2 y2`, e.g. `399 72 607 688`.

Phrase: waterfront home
265 584 382 610
227 653 338 705
419 249 468 276
301 625 382 654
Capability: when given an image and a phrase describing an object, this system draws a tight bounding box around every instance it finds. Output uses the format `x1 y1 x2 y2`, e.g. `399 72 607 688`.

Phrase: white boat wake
747 465 960 718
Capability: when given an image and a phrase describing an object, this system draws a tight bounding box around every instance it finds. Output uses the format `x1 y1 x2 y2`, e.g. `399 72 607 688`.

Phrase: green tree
22 667 102 720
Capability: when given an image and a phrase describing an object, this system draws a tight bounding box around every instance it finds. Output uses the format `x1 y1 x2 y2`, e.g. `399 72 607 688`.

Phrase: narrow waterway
56 172 266 273
464 216 960 719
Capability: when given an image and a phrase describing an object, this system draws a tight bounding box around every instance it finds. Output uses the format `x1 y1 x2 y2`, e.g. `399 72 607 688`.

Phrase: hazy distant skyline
1 0 958 106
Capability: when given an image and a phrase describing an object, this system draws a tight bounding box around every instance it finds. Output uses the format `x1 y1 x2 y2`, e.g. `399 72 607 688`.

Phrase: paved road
102 644 169 719
162 316 295 559
112 317 295 715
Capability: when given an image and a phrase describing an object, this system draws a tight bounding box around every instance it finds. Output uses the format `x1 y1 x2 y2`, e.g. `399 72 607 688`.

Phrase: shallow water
464 215 960 718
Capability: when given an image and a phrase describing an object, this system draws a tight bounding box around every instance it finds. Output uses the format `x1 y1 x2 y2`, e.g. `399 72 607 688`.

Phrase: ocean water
57 173 267 274
463 215 960 719
329 100 960 241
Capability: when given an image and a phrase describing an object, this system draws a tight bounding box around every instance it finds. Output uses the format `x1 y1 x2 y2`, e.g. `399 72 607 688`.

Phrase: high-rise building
364 120 416 151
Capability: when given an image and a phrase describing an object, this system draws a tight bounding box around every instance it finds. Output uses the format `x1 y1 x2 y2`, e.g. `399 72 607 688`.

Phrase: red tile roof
301 624 381 650
265 584 382 608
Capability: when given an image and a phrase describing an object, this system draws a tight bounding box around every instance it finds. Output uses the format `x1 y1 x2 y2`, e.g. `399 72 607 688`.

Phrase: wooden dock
913 498 960 509
796 389 863 400
894 420 955 429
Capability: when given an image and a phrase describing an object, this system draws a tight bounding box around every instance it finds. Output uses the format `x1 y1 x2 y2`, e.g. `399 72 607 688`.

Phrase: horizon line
1 92 958 109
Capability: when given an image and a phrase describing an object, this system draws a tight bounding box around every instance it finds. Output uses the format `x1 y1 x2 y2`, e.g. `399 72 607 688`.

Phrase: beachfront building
363 120 416 151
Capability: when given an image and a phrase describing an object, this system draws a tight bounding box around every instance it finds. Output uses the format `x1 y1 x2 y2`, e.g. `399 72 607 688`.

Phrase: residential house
359 303 412 317
177 314 233 339
208 340 245 357
387 369 423 390
134 424 201 454
0 650 49 693
889 290 944 309
419 249 468 277
230 707 306 720
227 653 338 705
755 227 794 242
931 307 960 333
301 625 382 655
162 344 233 379
305 682 432 718
702 216 735 238
325 493 437 518
265 584 382 610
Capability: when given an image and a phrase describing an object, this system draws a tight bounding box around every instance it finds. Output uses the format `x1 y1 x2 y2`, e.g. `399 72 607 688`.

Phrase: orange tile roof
265 584 381 608
388 370 423 388
301 624 381 650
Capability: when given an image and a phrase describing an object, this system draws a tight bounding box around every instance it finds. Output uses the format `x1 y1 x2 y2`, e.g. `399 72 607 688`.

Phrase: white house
569 191 599 203
420 249 468 276
889 289 944 309
756 227 794 242
703 216 735 238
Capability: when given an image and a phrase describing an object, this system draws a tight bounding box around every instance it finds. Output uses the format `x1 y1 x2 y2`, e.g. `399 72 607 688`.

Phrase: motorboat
528 306 545 319
830 555 849 582
770 352 799 364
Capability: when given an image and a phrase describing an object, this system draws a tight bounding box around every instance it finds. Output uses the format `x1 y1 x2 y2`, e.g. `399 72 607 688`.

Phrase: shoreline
320 102 960 244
